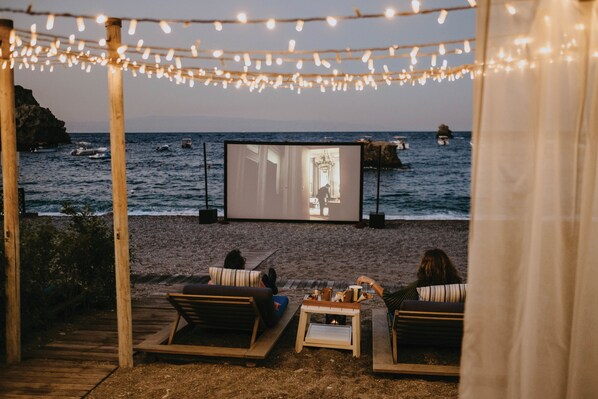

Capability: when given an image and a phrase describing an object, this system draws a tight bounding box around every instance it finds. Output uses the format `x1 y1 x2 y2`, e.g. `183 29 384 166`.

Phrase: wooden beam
105 17 133 368
0 18 21 364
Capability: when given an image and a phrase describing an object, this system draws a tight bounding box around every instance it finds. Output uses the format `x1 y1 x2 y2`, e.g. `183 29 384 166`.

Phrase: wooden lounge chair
372 300 464 376
137 285 299 360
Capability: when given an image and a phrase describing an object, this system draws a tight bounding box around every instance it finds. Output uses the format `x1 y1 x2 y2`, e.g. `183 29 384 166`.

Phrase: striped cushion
417 283 467 302
209 267 262 287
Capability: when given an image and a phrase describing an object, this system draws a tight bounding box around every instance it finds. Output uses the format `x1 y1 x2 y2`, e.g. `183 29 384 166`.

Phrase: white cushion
417 283 467 302
209 267 262 287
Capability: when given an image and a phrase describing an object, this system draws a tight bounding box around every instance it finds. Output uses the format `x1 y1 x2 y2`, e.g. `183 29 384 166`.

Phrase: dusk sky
3 0 476 133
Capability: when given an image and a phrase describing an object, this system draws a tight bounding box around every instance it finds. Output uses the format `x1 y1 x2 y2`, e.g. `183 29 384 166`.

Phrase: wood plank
371 308 460 377
246 300 300 359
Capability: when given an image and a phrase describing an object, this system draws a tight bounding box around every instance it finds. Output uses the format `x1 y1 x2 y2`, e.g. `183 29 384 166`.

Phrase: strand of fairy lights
17 29 474 70
0 4 476 33
6 33 477 93
12 31 472 88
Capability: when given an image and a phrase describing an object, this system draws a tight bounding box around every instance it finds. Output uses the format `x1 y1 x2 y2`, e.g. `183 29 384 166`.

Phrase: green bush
0 203 117 345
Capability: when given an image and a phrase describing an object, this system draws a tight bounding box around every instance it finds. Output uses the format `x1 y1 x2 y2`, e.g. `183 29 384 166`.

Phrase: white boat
156 144 170 152
392 136 410 150
181 138 192 149
437 136 450 146
71 143 108 156
89 151 111 160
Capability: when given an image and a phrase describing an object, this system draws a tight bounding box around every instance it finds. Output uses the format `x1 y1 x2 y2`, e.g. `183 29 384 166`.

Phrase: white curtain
461 0 598 398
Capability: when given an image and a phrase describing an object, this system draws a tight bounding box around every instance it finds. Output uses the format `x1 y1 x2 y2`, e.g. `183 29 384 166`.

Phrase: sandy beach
32 216 469 398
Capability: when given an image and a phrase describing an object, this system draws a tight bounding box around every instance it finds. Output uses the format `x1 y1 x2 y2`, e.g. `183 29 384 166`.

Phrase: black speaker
199 209 218 224
369 212 385 229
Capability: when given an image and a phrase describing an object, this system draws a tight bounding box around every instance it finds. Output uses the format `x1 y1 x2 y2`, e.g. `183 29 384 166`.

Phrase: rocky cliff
3 85 70 150
362 141 403 168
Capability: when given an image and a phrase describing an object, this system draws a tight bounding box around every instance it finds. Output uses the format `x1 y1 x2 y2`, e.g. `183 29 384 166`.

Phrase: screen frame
224 140 364 223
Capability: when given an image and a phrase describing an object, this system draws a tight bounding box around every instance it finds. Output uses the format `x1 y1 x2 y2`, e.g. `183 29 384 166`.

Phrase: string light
96 14 107 24
160 20 171 33
76 17 85 32
237 13 247 24
505 4 517 15
326 17 338 27
128 19 137 35
296 20 304 32
46 14 55 30
266 18 276 30
438 10 448 24
385 9 396 18
288 40 296 52
214 21 223 31
411 0 421 14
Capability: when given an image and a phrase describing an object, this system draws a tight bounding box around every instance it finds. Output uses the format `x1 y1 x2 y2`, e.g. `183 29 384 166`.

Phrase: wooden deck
0 297 175 398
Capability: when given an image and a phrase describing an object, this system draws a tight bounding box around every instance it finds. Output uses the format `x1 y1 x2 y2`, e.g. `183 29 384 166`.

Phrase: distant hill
1 85 71 150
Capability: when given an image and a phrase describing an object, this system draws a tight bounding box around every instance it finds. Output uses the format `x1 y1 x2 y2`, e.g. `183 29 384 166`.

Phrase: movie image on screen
225 142 363 222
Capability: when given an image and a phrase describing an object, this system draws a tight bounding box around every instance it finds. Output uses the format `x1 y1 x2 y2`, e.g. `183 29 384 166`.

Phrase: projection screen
225 141 363 222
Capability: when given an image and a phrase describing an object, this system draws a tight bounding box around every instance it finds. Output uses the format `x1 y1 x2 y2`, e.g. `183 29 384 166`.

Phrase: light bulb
76 17 85 32
296 60 303 69
505 4 517 15
46 15 55 30
237 13 247 23
438 10 448 24
439 44 446 55
361 50 371 63
136 39 144 50
212 50 223 58
288 40 296 52
128 19 137 35
464 40 471 53
266 19 276 30
385 9 395 18
160 21 172 33
214 21 223 31
411 0 420 14
326 17 337 27
96 15 107 24
296 20 304 32
166 49 175 61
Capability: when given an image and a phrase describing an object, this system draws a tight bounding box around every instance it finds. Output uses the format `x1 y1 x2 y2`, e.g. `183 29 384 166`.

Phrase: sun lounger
137 284 299 360
372 300 464 376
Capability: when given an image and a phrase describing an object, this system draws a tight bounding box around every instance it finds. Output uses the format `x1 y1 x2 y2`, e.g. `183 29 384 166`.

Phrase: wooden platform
0 297 176 398
371 308 460 377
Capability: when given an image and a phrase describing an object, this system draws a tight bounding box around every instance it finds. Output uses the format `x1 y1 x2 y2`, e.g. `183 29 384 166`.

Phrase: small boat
437 136 450 146
181 138 192 149
156 144 170 152
392 136 410 150
71 143 108 156
31 144 58 153
88 151 111 160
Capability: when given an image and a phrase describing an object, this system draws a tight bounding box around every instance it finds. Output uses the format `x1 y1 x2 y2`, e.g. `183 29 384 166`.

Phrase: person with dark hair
356 248 462 314
223 249 278 294
223 249 245 270
316 184 330 216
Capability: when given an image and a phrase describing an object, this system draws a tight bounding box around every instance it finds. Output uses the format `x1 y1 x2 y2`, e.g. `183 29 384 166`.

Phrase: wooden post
105 18 133 368
0 19 21 364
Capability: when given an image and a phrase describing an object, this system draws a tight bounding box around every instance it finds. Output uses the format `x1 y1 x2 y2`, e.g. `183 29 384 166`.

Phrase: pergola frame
1 18 134 367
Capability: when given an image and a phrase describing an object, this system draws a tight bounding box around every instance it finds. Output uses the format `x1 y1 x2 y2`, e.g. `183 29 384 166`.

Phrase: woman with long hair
356 248 462 313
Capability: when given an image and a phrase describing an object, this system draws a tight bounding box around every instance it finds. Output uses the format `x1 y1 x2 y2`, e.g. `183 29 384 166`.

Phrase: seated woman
219 249 286 317
223 249 278 294
357 248 462 315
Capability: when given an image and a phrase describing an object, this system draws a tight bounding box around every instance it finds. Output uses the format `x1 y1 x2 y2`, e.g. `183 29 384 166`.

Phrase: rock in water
4 85 71 150
437 124 453 139
362 141 403 168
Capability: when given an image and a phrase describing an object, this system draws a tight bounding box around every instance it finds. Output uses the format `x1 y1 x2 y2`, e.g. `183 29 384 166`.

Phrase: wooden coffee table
295 299 361 357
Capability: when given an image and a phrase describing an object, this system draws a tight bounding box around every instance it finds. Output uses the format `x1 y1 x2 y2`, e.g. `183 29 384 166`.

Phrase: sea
14 131 471 220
